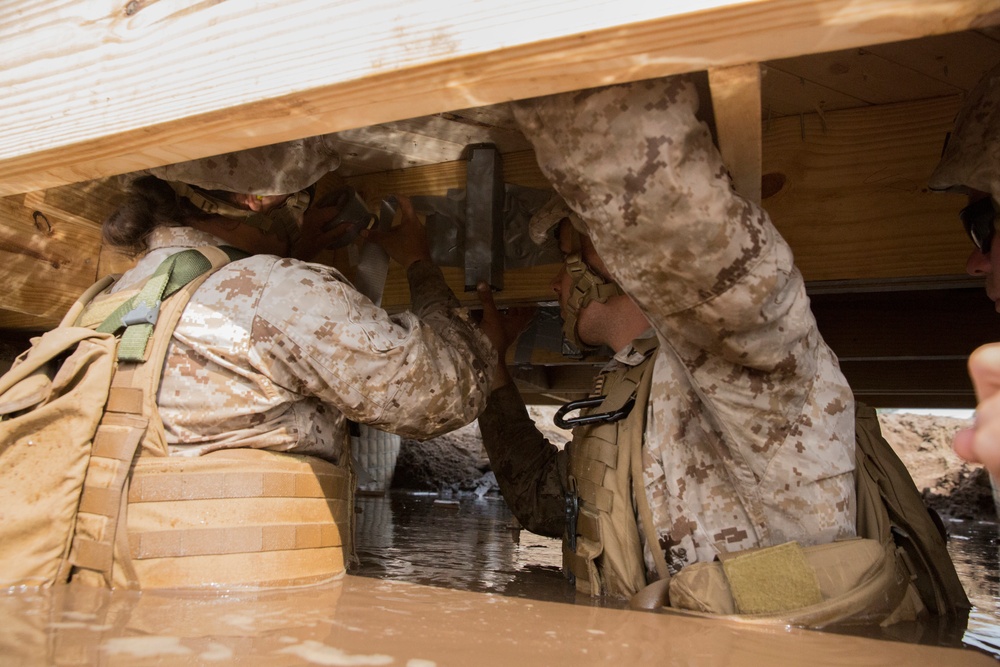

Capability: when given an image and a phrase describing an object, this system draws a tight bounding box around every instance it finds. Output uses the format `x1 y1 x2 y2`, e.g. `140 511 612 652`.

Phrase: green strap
97 247 246 362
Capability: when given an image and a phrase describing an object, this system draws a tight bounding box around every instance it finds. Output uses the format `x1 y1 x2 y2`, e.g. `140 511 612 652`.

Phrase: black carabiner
553 396 635 429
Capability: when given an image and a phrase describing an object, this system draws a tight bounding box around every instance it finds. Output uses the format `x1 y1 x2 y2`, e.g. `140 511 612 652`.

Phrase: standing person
476 75 965 625
929 61 1000 480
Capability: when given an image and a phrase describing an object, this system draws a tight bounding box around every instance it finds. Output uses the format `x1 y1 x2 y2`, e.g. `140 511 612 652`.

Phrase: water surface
0 493 995 665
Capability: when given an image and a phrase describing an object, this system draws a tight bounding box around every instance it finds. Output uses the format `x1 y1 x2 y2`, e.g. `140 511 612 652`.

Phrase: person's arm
478 385 568 537
511 76 856 546
250 197 496 440
475 283 567 537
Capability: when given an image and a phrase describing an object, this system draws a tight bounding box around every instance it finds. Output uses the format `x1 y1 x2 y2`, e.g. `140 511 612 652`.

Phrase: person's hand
289 200 354 262
954 343 1000 478
476 282 536 389
362 196 432 269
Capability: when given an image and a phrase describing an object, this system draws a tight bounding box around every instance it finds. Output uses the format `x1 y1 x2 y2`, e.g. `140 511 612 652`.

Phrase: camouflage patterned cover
146 135 341 195
111 226 495 463
929 61 1000 199
485 75 857 576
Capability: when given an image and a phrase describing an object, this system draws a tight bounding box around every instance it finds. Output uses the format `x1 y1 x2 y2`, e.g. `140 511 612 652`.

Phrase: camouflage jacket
481 76 856 576
112 226 495 465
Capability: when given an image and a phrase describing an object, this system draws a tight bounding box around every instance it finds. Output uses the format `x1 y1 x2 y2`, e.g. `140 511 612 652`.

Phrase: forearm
256 260 495 440
478 384 568 538
394 259 497 434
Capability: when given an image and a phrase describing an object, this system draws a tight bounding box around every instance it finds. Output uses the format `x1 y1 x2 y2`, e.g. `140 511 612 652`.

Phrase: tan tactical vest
562 337 658 597
563 339 968 627
69 248 353 590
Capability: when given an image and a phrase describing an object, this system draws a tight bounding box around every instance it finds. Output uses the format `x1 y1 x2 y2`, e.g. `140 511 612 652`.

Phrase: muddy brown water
1 493 997 665
353 494 1000 657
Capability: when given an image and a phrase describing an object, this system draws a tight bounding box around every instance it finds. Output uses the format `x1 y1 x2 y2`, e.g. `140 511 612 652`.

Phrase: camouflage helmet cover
929 61 1000 200
529 194 589 245
146 134 341 196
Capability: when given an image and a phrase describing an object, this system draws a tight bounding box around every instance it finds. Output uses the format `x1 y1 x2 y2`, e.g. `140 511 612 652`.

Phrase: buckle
121 302 160 327
554 396 635 429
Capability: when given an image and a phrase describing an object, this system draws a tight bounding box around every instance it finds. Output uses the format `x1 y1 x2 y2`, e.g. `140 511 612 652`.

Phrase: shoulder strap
629 353 670 583
96 246 245 362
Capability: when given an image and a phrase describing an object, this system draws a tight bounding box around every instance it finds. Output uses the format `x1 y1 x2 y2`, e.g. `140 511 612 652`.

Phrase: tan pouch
667 537 918 627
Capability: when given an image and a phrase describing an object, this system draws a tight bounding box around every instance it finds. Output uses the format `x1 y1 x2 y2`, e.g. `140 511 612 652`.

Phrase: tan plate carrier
68 247 353 589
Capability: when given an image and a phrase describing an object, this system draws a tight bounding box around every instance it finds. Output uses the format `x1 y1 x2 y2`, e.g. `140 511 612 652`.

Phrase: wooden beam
811 288 1000 361
350 94 981 310
762 95 973 282
839 359 976 408
3 1 998 196
709 63 763 204
0 195 102 323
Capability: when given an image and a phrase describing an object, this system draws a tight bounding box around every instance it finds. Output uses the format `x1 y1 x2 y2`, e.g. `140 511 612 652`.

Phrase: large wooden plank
866 30 1000 91
811 288 1000 359
0 197 101 321
2 0 998 196
760 65 867 118
352 94 982 306
839 359 976 408
762 95 973 282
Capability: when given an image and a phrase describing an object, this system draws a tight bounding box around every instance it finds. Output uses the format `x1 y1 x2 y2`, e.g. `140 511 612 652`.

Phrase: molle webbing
564 338 658 597
122 451 352 589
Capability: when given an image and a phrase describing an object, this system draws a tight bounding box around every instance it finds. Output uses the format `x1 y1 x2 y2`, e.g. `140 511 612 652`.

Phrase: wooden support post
709 63 763 205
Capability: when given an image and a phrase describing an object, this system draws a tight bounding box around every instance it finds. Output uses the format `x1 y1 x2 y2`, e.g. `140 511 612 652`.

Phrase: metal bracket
464 143 505 292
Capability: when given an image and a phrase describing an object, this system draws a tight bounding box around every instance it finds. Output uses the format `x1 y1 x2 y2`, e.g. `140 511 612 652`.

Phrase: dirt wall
392 408 997 523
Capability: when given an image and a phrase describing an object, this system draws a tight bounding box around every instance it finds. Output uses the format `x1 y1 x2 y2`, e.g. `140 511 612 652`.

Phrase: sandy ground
392 408 998 523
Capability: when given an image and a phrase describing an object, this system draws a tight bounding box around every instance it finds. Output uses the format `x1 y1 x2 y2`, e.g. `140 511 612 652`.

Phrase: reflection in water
353 493 1000 657
948 519 1000 656
353 494 584 607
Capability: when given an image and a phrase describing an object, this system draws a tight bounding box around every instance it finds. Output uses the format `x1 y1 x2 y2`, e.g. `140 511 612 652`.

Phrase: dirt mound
876 412 995 522
392 407 997 523
391 406 569 495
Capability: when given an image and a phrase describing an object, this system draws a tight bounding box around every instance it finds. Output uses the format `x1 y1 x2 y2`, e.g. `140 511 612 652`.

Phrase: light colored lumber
0 196 101 321
709 63 763 204
761 94 972 282
2 0 998 195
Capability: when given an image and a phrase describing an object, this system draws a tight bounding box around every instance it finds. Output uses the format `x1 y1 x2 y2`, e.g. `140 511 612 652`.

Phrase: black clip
554 396 635 429
565 487 579 552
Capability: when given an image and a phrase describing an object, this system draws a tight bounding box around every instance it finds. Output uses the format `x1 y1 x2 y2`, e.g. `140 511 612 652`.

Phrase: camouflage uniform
929 60 1000 197
481 75 856 579
112 225 495 464
146 135 342 195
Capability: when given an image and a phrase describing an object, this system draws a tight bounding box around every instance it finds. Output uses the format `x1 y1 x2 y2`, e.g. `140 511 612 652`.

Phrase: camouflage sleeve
512 77 857 551
252 258 496 440
478 384 568 538
511 77 781 327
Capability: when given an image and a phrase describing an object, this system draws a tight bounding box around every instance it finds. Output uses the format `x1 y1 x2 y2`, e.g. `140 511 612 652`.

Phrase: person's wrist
492 363 513 390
